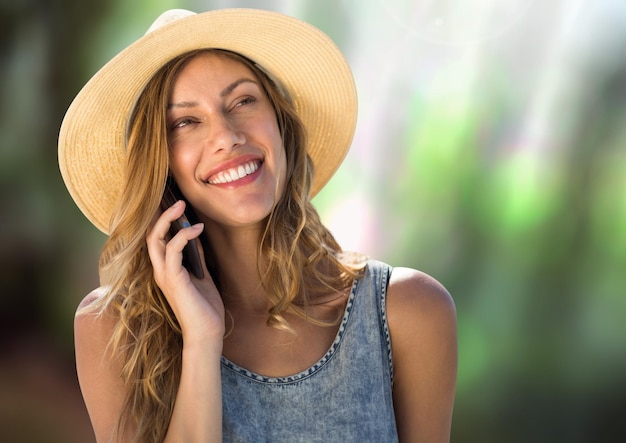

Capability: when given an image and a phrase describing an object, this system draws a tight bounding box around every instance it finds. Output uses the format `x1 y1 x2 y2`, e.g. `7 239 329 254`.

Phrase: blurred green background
1 0 625 441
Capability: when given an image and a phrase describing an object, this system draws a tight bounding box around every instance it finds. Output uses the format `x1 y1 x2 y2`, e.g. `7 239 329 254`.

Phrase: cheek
258 116 282 148
168 146 197 176
255 115 286 176
167 161 195 195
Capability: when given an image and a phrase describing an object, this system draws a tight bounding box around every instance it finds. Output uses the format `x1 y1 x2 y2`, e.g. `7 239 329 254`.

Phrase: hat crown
146 9 195 34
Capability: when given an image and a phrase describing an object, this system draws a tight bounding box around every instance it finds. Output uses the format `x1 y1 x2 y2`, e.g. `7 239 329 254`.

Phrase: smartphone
160 181 205 279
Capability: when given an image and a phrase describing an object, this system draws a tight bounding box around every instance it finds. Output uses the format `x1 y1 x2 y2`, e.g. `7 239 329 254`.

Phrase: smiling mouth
207 160 261 184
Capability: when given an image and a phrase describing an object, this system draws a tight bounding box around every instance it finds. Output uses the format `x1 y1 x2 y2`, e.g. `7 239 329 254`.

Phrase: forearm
164 342 223 442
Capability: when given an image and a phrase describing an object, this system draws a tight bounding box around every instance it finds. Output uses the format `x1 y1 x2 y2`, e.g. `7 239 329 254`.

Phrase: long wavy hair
81 49 364 442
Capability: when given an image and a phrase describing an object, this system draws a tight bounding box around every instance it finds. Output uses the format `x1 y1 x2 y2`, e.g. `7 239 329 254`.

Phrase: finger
146 200 186 271
147 200 186 246
164 222 204 276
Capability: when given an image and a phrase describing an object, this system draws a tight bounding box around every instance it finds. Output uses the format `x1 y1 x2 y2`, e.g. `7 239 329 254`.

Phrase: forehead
173 51 257 85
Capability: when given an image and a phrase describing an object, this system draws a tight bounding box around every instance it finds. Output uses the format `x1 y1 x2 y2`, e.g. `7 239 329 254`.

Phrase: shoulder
75 287 116 333
385 266 457 361
74 288 131 441
76 286 107 311
387 266 456 328
74 287 119 365
386 267 457 441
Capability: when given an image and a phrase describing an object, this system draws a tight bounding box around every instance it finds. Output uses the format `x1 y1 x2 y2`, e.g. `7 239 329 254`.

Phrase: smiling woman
166 51 287 229
58 9 457 443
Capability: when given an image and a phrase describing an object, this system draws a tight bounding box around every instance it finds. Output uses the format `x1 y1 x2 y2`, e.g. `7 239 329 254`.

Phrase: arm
75 290 136 442
387 267 458 443
76 201 225 442
75 288 224 443
163 341 223 443
149 200 225 442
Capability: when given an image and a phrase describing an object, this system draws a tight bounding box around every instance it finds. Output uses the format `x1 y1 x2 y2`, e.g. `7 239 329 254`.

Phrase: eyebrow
167 78 258 110
220 78 257 98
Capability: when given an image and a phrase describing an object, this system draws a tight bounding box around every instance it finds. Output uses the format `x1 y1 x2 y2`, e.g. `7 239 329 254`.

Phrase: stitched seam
379 262 394 386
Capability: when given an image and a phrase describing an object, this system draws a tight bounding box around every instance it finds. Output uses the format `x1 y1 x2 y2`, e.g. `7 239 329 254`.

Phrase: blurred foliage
1 0 625 442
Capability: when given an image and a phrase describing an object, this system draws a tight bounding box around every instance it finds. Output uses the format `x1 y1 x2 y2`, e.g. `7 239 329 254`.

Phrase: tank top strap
363 258 394 385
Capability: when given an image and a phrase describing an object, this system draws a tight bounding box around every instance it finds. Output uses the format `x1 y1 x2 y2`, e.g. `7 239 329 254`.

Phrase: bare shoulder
386 266 457 363
74 287 120 371
387 267 457 442
74 287 123 380
77 287 106 311
75 287 117 341
74 288 130 441
387 267 456 325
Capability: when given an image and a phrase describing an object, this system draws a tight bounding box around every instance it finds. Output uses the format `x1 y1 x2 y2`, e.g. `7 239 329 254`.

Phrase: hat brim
58 9 357 234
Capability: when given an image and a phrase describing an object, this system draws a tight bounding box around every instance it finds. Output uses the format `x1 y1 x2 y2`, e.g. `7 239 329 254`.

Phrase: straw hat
58 8 357 234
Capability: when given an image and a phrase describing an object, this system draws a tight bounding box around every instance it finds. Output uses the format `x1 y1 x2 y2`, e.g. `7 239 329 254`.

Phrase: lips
207 159 261 184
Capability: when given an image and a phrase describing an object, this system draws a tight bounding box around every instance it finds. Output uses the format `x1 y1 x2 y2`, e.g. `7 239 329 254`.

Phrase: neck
201 221 269 312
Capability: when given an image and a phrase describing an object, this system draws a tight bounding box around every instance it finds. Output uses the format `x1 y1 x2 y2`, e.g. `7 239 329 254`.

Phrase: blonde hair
83 49 364 442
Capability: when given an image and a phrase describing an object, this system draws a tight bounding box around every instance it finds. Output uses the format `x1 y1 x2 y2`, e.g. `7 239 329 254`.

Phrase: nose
208 114 245 153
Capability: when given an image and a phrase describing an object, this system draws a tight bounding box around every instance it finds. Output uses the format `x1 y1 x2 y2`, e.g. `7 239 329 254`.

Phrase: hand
146 200 225 348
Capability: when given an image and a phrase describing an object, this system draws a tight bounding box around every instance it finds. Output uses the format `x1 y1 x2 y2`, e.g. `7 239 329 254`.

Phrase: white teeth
209 160 260 184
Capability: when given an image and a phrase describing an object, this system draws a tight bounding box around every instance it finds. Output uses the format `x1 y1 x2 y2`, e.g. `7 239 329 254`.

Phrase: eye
170 117 197 130
233 96 257 109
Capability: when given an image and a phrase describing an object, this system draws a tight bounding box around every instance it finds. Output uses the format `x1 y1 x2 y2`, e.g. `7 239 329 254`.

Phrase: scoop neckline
220 276 360 384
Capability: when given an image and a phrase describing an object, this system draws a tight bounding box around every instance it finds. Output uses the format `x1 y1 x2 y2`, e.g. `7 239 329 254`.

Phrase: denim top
221 260 398 442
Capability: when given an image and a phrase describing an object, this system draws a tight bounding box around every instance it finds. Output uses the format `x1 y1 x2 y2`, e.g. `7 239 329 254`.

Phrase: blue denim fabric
221 260 398 442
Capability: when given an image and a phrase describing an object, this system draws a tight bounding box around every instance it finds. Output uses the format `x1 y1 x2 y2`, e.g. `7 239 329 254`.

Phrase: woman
60 9 457 443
